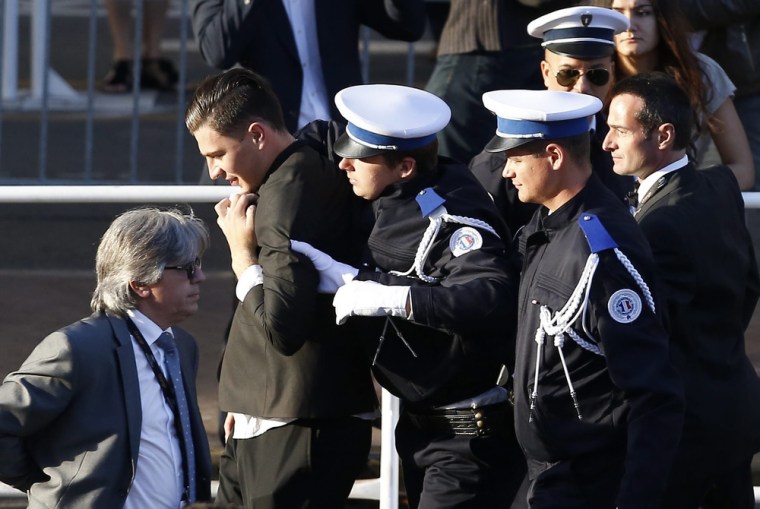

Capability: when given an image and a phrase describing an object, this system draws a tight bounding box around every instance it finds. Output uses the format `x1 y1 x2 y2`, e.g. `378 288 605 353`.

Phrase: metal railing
0 0 195 183
0 0 424 186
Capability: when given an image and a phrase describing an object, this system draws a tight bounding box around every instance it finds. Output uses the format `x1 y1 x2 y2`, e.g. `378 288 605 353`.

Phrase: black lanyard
126 318 179 413
125 317 192 500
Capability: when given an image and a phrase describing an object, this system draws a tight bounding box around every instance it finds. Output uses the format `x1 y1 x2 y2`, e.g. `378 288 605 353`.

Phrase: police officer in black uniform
482 89 684 508
470 6 634 235
291 84 525 508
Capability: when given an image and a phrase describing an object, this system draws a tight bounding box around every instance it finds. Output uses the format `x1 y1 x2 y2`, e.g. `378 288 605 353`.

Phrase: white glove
333 280 411 325
290 240 358 293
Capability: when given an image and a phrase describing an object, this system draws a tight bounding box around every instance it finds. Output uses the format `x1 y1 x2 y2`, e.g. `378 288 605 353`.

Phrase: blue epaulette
415 187 446 218
577 213 618 253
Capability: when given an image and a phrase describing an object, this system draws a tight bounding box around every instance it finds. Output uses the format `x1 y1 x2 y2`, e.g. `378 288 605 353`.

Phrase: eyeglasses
552 67 611 87
164 257 202 280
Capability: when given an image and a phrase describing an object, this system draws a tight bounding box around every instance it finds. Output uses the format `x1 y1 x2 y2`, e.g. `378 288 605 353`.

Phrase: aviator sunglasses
165 257 202 280
551 66 611 87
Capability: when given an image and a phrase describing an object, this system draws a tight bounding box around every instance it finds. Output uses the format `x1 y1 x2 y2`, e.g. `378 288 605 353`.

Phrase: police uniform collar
528 6 629 59
539 174 608 234
374 166 440 205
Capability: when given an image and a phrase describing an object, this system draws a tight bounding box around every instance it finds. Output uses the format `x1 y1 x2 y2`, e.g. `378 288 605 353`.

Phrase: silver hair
90 207 210 315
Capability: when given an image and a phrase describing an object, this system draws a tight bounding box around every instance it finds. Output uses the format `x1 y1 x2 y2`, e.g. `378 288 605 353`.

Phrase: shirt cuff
235 264 264 302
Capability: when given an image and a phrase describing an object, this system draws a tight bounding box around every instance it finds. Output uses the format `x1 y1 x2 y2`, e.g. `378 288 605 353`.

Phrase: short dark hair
185 68 287 136
379 139 439 175
610 72 693 150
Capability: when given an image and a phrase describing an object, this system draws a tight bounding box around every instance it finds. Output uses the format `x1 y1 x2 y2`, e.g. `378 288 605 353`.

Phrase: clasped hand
289 240 358 293
290 240 411 325
215 191 258 278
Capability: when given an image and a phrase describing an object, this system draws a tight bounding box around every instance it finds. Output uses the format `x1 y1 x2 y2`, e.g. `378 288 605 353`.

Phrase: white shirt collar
637 154 689 202
126 309 172 346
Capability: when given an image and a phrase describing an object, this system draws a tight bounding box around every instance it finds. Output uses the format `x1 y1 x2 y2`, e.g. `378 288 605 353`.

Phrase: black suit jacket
636 163 760 460
219 141 376 418
191 0 426 131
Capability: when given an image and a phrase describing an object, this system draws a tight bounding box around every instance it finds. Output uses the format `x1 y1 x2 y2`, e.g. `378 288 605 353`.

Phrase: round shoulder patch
449 227 483 257
607 289 642 324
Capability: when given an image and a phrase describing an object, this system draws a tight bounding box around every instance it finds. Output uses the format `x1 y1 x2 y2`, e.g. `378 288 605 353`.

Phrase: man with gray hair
0 207 212 508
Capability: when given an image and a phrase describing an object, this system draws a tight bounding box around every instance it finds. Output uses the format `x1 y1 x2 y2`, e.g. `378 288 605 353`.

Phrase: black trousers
526 449 625 509
395 408 527 509
661 448 756 509
216 417 372 509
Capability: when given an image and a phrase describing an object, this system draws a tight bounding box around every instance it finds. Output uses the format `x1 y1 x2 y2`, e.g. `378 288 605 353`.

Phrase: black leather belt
404 401 511 437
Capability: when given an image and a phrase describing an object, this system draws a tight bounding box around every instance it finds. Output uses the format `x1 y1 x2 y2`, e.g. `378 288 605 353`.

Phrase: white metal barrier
1 0 83 104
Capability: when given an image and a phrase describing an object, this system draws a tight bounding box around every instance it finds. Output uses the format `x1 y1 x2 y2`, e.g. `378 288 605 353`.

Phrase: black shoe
141 58 178 91
99 60 133 93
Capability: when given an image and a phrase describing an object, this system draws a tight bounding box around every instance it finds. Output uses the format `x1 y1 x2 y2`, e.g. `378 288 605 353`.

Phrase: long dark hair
592 0 714 135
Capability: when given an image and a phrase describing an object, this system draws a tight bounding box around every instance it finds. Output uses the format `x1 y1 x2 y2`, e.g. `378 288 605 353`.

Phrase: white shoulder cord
529 247 656 423
390 205 499 283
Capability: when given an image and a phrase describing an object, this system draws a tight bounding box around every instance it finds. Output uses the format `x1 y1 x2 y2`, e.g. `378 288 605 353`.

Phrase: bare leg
105 0 134 61
142 0 169 59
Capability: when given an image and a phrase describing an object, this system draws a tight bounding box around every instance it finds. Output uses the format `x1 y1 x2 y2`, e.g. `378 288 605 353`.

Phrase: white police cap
333 84 451 159
482 90 602 152
528 6 629 59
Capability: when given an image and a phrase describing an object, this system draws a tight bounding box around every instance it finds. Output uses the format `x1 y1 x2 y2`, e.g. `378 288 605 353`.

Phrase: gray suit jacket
0 312 212 508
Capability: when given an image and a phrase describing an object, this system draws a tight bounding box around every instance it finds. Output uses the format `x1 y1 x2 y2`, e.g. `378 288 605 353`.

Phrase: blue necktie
156 332 197 503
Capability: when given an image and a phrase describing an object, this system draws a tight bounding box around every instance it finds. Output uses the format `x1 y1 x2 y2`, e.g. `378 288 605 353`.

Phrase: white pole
29 0 80 101
0 185 236 203
31 0 46 99
2 0 18 100
379 390 400 509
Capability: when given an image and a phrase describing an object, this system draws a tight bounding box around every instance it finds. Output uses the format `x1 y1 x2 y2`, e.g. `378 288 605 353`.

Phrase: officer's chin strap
528 247 656 423
390 205 499 283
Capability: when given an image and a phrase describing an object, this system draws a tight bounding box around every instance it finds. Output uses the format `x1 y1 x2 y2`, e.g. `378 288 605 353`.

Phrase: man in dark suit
604 72 760 508
190 0 426 132
186 68 377 508
0 207 213 508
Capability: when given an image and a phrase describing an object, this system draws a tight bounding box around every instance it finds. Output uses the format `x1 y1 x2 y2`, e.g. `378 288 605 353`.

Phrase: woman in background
595 0 755 189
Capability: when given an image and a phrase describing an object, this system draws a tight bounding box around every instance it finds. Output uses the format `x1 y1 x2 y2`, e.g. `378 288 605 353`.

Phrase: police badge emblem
607 289 642 323
449 227 482 257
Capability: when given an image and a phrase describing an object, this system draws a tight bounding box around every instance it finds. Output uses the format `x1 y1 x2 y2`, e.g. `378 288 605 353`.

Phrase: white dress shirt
125 310 185 509
282 0 331 129
637 155 689 204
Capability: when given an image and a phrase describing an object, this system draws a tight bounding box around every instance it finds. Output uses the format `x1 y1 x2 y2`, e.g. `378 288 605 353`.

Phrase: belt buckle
471 403 488 437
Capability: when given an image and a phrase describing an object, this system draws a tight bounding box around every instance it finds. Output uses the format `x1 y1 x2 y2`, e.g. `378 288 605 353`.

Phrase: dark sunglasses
554 67 611 87
165 257 202 280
